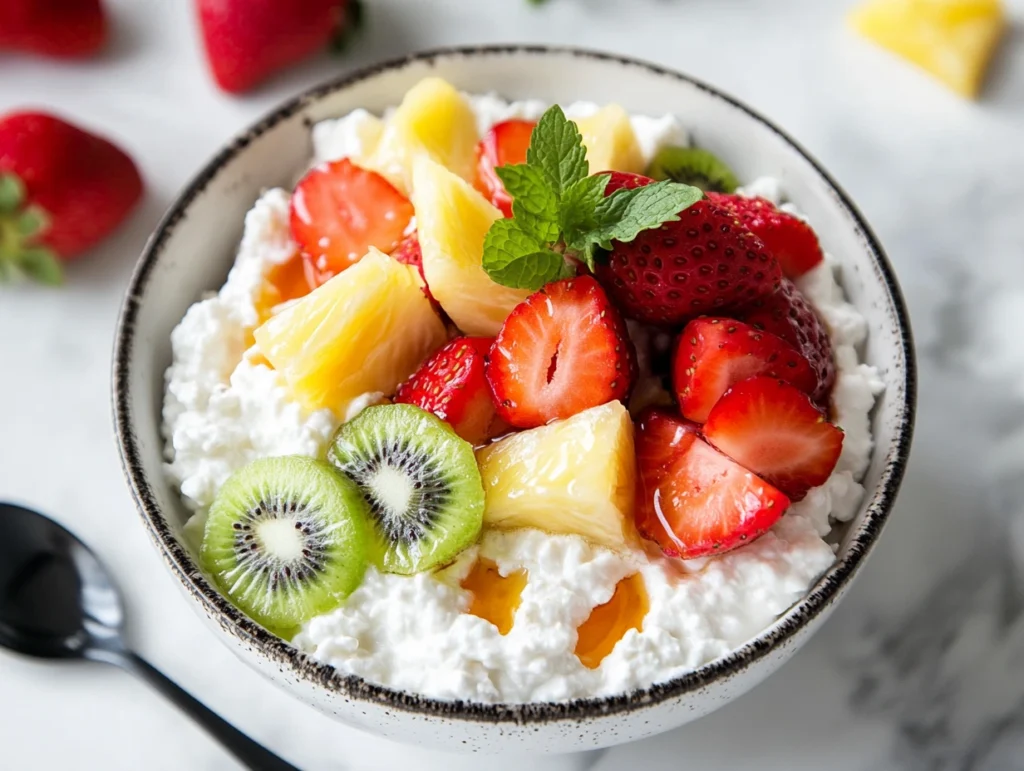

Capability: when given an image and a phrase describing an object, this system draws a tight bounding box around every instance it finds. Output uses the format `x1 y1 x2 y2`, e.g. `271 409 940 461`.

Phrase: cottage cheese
163 94 882 703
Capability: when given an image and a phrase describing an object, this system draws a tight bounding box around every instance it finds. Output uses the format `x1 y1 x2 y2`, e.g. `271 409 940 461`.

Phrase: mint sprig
480 105 704 291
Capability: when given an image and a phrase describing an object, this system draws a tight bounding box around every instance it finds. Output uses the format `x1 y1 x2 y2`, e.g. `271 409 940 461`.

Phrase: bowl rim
112 44 917 724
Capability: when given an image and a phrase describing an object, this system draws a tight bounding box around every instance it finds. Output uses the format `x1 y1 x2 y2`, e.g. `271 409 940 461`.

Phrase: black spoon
0 501 299 770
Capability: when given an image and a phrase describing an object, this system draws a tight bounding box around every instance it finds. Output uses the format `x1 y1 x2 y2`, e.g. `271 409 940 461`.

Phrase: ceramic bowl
112 46 915 754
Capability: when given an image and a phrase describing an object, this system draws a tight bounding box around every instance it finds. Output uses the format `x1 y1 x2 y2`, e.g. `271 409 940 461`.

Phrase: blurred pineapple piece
476 401 638 550
368 77 479 194
849 0 1006 98
253 249 447 416
576 105 645 174
412 156 530 336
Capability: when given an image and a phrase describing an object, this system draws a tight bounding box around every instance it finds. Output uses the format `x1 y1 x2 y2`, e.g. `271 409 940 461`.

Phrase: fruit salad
162 78 883 703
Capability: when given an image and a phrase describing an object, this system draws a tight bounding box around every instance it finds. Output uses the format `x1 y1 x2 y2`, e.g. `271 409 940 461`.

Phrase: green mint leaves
480 105 704 291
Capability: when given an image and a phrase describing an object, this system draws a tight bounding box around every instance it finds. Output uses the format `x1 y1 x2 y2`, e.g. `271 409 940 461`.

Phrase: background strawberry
0 0 106 58
0 112 142 284
474 119 536 217
196 0 353 94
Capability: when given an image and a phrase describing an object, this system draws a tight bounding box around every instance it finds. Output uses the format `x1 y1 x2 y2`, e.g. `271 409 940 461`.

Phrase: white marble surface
2 0 1023 768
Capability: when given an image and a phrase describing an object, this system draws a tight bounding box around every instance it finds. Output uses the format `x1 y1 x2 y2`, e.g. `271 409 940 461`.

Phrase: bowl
112 45 915 754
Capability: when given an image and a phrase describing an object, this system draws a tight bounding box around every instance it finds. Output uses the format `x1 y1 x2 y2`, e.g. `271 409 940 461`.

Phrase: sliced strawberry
735 277 835 404
707 192 824 279
703 376 844 501
634 408 789 559
486 276 637 429
474 119 535 217
291 158 413 287
389 231 435 299
394 337 504 445
672 317 817 423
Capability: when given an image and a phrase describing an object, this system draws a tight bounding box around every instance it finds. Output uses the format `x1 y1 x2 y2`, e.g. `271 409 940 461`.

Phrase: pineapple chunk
476 401 638 550
368 77 479 195
849 0 1006 98
412 156 530 336
253 249 447 416
576 105 645 174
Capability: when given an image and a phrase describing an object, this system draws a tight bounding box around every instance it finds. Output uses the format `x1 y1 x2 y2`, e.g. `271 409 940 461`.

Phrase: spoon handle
114 651 300 770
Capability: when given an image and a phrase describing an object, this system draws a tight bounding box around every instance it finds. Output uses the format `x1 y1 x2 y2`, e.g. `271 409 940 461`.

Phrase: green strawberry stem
0 172 63 285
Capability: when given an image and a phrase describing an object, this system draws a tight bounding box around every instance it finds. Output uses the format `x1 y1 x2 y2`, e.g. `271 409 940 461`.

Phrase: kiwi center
231 497 331 588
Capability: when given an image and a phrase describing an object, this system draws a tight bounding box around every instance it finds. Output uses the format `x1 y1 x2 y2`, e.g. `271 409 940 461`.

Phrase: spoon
0 501 299 770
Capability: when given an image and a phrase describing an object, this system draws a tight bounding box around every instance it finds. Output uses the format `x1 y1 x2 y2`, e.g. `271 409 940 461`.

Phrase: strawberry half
672 317 817 423
595 196 782 326
291 158 414 287
394 337 505 445
634 408 789 559
703 376 844 501
735 277 835 404
474 119 535 217
486 276 637 429
706 192 823 279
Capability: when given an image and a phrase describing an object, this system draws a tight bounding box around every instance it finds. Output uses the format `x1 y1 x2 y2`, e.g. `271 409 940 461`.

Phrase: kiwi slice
646 146 740 193
200 456 370 638
327 403 484 575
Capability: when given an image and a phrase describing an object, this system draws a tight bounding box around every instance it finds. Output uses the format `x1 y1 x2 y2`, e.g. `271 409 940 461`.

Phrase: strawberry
672 317 817 423
603 171 652 195
595 197 782 326
394 337 504 445
196 0 353 94
634 407 789 559
0 111 142 284
291 158 414 287
474 119 535 217
707 192 823 279
735 277 835 404
0 0 106 58
703 376 844 501
486 276 637 429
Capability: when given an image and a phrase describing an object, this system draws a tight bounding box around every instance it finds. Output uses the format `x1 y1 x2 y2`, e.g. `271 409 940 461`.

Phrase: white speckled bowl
112 46 915 754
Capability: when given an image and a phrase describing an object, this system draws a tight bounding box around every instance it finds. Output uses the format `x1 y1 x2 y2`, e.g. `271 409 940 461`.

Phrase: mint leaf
526 105 588 196
560 174 611 268
496 164 559 242
584 181 704 251
481 218 570 290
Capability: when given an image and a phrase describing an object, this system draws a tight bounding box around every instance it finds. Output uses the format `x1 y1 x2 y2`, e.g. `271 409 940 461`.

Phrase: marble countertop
2 0 1023 768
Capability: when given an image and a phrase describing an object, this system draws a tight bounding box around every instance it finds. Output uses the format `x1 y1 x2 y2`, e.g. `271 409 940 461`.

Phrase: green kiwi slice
200 456 370 638
646 146 740 193
327 403 484 575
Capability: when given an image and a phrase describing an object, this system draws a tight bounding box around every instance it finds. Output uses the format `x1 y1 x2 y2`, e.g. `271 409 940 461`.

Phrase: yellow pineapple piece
849 0 1006 98
412 156 531 336
476 401 638 550
253 249 447 416
368 77 479 195
576 105 645 174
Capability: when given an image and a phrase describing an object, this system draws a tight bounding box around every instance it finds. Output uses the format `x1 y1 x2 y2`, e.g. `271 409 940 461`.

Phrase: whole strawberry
196 0 354 94
0 0 106 58
0 112 143 284
595 191 782 326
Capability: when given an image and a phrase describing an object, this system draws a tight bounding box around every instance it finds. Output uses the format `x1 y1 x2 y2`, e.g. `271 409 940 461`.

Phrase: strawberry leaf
496 164 559 242
0 173 25 213
17 247 63 285
526 105 588 197
482 218 570 290
16 206 50 239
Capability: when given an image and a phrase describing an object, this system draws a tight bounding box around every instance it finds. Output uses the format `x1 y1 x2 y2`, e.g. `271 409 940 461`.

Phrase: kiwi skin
646 146 740 194
328 404 485 576
200 456 370 639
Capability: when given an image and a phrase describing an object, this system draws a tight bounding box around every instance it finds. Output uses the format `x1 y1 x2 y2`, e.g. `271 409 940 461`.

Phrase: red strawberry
672 317 817 423
486 276 637 429
707 192 823 279
0 0 106 58
473 119 535 217
703 376 844 501
196 0 353 94
735 277 835 404
291 158 414 287
634 407 789 559
0 112 142 283
603 171 652 194
596 197 782 326
394 337 505 445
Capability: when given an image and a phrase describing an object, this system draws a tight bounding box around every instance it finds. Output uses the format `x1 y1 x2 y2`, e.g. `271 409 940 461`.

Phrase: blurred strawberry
0 0 107 59
0 112 143 284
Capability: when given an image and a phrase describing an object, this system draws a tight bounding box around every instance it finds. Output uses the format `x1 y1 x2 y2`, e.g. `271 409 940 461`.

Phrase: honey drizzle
574 573 649 669
461 558 528 635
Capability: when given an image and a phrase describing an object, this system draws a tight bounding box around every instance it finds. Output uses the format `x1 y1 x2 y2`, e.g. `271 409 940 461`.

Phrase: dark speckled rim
112 45 916 724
